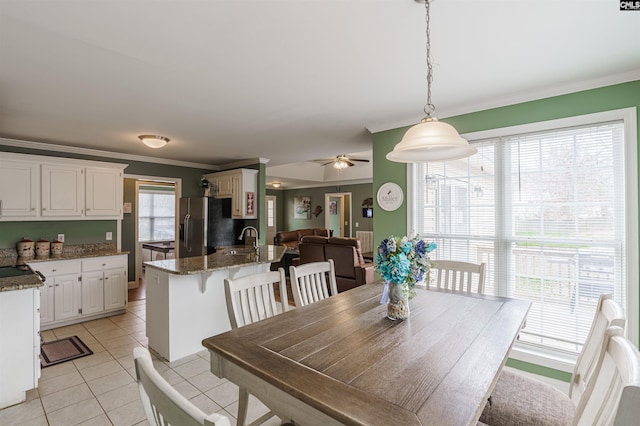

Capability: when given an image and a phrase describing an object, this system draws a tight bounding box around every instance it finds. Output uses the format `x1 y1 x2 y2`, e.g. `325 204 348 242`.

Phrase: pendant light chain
424 0 435 118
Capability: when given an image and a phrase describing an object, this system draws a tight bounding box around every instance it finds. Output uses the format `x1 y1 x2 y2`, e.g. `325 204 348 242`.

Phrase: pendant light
386 0 476 163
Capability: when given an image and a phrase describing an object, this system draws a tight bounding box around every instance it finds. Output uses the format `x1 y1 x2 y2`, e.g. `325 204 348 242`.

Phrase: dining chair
431 260 486 293
574 326 640 425
224 267 288 328
134 347 231 426
289 259 338 307
479 293 626 426
224 268 289 426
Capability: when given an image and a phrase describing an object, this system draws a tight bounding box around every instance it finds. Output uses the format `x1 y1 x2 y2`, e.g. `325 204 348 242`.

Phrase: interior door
265 195 276 244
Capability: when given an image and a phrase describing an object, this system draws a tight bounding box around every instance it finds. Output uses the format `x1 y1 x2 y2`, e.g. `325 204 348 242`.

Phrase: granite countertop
0 243 129 292
144 245 286 275
0 273 44 292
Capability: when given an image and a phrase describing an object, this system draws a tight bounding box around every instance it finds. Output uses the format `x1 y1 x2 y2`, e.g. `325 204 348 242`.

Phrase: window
138 186 175 241
409 108 638 370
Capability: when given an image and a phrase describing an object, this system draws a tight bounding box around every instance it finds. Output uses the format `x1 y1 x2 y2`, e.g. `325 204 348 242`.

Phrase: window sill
510 342 577 374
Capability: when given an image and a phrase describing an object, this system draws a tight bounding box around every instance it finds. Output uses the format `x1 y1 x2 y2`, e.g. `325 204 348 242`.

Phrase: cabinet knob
105 277 109 280
52 269 57 272
55 284 60 287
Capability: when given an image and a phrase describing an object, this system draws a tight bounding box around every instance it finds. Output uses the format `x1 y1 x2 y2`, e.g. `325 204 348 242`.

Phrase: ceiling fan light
386 118 477 163
333 160 350 169
139 135 170 149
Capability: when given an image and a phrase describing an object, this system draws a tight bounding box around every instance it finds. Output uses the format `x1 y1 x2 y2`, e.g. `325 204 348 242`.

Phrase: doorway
123 174 182 288
324 192 352 237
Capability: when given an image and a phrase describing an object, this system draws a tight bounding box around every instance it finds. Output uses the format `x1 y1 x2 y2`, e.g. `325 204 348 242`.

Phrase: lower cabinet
30 254 127 329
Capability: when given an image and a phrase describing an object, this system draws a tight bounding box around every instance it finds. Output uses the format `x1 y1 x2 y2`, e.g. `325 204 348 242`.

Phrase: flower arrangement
375 235 437 300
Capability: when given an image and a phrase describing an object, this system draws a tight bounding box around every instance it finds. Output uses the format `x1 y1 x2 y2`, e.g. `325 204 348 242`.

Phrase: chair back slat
432 260 486 294
224 268 288 329
290 260 338 307
570 294 626 408
575 326 640 425
134 347 231 426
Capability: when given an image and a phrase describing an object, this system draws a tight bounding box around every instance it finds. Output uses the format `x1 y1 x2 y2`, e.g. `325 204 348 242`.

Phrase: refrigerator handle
184 213 191 252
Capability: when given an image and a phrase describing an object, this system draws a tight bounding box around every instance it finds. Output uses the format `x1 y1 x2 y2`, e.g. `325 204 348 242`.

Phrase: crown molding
365 71 640 134
0 137 221 170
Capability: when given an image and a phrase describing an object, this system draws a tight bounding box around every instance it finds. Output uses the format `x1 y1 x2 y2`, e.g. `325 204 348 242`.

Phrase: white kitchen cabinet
0 158 39 218
0 152 126 221
41 163 85 217
30 254 127 330
83 255 127 312
81 271 104 316
0 288 40 409
203 168 258 219
85 167 123 217
39 280 55 324
103 268 127 310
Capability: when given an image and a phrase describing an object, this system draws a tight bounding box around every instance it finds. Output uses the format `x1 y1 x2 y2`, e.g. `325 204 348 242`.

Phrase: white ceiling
1 1 639 188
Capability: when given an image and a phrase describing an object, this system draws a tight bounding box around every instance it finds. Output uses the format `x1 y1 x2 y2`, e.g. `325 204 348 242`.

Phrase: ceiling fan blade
350 158 370 163
346 160 355 167
320 161 334 166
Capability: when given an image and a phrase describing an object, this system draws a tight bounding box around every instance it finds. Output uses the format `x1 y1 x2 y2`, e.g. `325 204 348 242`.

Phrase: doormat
40 336 93 368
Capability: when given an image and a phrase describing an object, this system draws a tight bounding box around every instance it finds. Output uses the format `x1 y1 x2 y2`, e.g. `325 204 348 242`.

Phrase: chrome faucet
238 226 259 253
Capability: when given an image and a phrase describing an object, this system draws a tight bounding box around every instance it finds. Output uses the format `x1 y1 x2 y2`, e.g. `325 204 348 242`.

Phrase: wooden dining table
202 281 530 426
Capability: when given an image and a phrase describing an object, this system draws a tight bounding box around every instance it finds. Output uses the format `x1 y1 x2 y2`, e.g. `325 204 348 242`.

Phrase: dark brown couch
298 236 374 293
273 228 330 251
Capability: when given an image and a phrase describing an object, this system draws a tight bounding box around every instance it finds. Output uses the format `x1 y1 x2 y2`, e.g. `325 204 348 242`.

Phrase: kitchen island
144 245 286 362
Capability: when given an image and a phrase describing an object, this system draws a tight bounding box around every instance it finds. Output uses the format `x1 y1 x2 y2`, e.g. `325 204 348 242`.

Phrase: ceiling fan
318 154 370 169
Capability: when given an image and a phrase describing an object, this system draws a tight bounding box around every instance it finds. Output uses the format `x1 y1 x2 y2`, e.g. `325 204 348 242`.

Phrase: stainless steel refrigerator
178 197 245 258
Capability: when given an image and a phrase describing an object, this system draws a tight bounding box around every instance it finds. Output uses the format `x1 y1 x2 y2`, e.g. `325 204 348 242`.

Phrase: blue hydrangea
374 234 437 299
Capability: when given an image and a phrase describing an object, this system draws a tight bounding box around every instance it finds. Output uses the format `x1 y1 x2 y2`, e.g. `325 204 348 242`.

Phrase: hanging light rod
386 0 477 163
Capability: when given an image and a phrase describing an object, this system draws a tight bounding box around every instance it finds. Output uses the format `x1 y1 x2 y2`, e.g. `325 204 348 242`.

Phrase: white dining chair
224 268 288 426
289 259 338 307
574 326 640 425
479 293 626 426
134 347 231 426
224 267 288 328
431 260 486 293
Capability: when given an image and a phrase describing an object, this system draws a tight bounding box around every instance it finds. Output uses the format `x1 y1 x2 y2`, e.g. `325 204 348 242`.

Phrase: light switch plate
57 234 65 242
106 232 113 241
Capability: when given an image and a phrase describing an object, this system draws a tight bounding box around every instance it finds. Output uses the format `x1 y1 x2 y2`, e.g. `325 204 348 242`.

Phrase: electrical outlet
106 232 113 241
57 234 65 242
355 222 359 228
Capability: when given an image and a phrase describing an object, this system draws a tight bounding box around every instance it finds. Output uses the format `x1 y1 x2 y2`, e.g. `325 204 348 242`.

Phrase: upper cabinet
0 152 126 221
0 159 39 219
203 168 258 219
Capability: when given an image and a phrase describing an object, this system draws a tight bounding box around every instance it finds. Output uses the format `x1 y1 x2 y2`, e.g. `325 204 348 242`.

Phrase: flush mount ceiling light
386 0 477 163
139 135 170 149
272 182 281 188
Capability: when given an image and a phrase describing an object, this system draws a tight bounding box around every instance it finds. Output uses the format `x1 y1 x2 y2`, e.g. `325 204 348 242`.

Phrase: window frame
407 107 638 372
138 187 176 242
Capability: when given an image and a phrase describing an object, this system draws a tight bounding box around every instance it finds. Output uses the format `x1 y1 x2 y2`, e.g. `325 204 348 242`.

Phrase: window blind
411 120 627 357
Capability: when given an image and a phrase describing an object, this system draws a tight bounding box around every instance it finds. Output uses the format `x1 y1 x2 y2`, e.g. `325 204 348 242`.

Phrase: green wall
0 221 117 248
372 80 640 381
279 183 373 234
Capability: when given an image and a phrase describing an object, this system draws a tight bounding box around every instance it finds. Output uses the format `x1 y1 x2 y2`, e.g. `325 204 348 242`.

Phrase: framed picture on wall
329 200 337 215
294 196 311 219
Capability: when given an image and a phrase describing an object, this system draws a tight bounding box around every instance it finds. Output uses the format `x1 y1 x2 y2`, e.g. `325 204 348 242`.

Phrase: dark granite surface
145 245 285 275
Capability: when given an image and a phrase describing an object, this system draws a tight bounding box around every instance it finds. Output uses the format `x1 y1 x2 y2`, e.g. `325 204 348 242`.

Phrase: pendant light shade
386 0 476 164
386 117 477 163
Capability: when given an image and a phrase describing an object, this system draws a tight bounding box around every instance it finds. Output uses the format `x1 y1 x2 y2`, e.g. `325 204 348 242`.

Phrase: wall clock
376 182 403 211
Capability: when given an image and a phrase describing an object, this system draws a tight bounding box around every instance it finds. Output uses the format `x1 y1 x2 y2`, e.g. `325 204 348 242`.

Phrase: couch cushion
299 236 328 263
328 237 365 265
275 231 299 244
313 228 329 237
297 229 314 239
301 236 329 244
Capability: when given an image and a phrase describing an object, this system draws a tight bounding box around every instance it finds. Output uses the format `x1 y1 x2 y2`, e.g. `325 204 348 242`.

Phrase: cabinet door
81 272 104 315
85 168 122 217
41 164 84 217
217 174 234 197
0 159 38 219
231 175 243 218
39 281 55 324
53 274 81 321
103 268 126 310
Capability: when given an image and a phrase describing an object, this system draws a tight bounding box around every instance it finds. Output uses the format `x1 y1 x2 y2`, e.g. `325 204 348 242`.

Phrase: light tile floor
0 299 280 426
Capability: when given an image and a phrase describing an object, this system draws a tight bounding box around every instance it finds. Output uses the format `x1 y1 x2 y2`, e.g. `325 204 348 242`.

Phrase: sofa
297 236 374 293
273 228 330 251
